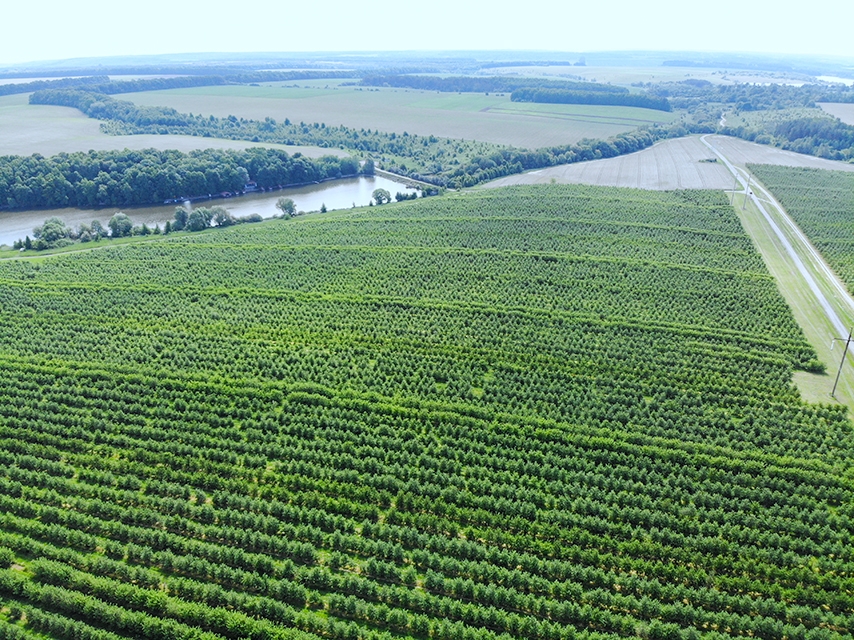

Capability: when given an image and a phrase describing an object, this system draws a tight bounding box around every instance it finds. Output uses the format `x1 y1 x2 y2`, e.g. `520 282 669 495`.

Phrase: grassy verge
733 188 854 409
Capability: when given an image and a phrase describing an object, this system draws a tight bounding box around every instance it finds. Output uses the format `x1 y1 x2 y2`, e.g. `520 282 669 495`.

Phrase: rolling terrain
0 185 852 639
118 83 676 148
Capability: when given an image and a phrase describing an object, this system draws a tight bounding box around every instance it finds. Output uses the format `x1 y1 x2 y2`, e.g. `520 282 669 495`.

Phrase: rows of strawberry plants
0 184 850 639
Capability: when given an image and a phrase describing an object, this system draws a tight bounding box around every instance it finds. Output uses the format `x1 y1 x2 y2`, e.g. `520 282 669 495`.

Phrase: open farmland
484 137 732 190
0 94 345 158
0 185 853 640
485 134 854 189
818 102 854 125
706 135 854 171
118 84 676 148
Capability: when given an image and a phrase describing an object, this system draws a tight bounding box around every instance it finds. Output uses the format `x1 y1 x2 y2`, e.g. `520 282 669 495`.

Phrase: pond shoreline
0 174 417 247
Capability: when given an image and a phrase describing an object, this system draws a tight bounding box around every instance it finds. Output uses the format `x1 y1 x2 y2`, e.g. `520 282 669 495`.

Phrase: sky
3 0 853 66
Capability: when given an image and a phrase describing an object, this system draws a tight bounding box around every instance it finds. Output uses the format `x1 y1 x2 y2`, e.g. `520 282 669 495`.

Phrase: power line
830 328 853 398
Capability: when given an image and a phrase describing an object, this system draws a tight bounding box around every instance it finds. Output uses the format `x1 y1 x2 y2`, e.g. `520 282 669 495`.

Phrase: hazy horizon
4 0 853 67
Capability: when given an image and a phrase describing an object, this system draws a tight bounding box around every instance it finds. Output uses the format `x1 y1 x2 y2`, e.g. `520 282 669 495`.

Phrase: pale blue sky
3 0 853 66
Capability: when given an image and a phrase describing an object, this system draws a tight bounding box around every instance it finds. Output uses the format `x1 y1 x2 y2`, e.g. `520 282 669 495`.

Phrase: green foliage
185 209 210 232
512 86 672 111
276 197 296 218
30 89 666 188
2 70 357 99
646 81 854 161
0 185 850 640
107 213 132 238
372 188 391 205
360 74 629 95
30 217 72 249
0 140 357 210
750 165 854 290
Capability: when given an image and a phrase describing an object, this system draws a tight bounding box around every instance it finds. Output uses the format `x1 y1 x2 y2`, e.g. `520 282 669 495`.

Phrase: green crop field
0 94 346 158
118 84 677 148
749 165 854 293
0 184 852 640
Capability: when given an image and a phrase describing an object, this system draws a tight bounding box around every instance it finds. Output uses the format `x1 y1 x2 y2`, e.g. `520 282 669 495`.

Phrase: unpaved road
701 135 849 336
701 135 854 404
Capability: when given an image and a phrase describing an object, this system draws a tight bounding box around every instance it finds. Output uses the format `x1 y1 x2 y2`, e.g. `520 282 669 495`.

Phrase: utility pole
741 175 751 210
830 328 854 398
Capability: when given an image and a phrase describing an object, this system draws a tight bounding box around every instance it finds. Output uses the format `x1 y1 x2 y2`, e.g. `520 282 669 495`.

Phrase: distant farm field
708 135 854 170
118 84 677 148
488 65 810 86
486 137 732 190
486 135 854 190
819 102 854 125
0 94 346 158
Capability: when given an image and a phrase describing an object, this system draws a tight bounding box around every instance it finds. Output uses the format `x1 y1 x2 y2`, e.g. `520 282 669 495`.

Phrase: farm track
700 135 854 408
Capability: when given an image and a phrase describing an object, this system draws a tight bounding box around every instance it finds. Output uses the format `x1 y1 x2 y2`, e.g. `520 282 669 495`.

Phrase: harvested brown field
484 137 732 190
484 135 854 190
707 135 854 170
817 102 854 125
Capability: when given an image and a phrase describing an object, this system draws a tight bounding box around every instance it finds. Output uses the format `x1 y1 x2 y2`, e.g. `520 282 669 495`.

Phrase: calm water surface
0 175 417 247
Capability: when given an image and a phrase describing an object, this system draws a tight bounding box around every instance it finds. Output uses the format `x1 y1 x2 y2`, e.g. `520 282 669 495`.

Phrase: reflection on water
0 175 418 247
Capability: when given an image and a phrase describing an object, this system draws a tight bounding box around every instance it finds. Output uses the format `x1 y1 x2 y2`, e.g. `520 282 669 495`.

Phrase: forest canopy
0 146 359 209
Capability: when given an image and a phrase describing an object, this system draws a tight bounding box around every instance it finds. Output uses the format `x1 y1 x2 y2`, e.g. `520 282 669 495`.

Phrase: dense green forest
0 185 851 639
510 87 671 111
0 146 360 209
749 165 854 287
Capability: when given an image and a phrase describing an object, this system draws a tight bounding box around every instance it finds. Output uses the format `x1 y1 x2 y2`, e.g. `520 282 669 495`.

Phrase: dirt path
701 135 847 335
700 135 854 406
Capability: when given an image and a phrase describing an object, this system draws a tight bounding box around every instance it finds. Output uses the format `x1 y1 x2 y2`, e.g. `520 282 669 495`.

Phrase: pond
0 174 418 247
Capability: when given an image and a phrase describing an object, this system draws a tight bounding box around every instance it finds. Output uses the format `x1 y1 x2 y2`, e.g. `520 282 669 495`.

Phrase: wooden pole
831 328 853 398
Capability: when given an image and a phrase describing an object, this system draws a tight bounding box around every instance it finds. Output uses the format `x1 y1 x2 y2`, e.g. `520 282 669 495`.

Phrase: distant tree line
0 146 359 209
359 74 671 111
641 80 854 161
359 75 627 95
6 70 359 99
438 127 693 188
510 87 672 111
0 75 110 97
648 80 854 111
31 89 689 188
720 117 854 160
